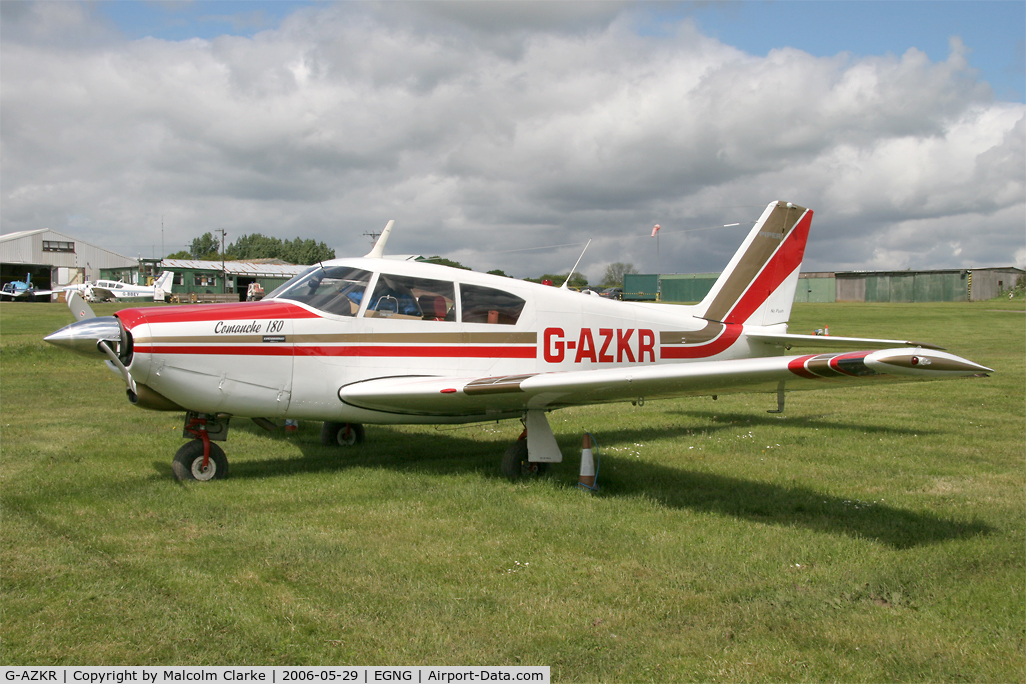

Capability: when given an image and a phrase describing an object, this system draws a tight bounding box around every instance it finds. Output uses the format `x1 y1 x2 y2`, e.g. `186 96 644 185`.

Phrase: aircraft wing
748 333 944 350
339 348 991 417
90 287 116 301
0 288 51 299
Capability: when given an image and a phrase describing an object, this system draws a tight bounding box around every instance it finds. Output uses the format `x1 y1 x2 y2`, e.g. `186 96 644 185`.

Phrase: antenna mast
561 239 592 290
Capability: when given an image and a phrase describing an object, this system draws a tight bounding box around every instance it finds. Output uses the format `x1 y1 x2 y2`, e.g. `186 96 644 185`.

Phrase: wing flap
339 348 990 417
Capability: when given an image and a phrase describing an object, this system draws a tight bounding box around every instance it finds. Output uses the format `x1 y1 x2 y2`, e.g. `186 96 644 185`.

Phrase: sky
2 1 1024 282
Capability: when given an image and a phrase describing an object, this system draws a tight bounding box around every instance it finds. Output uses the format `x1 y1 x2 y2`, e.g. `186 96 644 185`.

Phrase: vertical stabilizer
364 220 395 259
155 271 174 290
153 271 174 301
694 201 812 327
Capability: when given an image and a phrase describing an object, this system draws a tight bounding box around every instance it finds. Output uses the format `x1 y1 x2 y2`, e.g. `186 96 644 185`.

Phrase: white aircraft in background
44 201 991 481
80 271 175 302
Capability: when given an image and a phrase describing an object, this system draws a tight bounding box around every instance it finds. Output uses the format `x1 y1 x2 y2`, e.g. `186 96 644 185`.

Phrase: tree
222 233 335 264
189 233 221 260
602 262 638 287
487 269 510 278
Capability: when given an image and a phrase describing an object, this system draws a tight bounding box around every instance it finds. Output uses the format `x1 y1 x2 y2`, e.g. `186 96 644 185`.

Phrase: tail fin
693 201 812 327
153 271 174 302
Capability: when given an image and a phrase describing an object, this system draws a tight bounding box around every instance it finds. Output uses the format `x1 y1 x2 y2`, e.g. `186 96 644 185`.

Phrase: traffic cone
578 434 596 489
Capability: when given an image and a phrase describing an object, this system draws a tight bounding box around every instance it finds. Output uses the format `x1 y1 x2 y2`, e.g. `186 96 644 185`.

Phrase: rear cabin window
271 266 372 316
460 284 525 325
365 274 455 321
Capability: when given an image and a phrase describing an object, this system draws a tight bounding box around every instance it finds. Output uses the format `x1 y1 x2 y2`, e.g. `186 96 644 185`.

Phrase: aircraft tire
172 440 229 481
501 439 549 481
320 422 365 447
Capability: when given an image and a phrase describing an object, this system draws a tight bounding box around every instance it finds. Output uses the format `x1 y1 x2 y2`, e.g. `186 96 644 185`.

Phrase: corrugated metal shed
836 270 970 302
794 272 836 303
160 259 310 278
967 268 1025 301
154 259 310 301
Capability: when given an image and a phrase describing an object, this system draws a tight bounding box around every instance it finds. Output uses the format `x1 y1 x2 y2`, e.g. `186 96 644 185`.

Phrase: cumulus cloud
1 2 1023 279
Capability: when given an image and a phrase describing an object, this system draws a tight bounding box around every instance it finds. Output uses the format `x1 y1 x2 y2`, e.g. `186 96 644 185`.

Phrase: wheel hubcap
191 458 216 481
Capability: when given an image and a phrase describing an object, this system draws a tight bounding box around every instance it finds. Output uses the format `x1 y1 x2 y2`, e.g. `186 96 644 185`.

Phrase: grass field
1 299 1023 681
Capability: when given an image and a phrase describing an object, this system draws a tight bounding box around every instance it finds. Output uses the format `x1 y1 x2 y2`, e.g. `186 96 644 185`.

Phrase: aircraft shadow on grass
154 416 991 551
665 409 942 437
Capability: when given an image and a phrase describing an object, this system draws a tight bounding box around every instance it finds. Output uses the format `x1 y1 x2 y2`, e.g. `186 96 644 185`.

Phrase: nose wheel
172 412 231 481
172 440 229 481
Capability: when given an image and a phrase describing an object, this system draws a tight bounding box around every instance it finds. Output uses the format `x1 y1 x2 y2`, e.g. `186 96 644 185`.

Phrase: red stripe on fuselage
117 301 320 329
134 344 535 359
659 323 743 359
295 346 536 359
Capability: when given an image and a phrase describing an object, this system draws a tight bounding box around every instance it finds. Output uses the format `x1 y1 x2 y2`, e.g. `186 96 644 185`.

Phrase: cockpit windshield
267 265 372 316
264 266 317 300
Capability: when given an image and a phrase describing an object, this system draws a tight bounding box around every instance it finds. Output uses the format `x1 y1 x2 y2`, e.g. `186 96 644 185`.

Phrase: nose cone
44 316 122 358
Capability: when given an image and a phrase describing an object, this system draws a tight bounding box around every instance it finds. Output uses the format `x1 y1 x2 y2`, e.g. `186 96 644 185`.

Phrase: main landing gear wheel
321 422 365 447
172 440 229 481
501 439 549 481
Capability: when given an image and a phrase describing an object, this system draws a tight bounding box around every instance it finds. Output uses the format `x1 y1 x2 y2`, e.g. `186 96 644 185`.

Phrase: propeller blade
67 291 96 320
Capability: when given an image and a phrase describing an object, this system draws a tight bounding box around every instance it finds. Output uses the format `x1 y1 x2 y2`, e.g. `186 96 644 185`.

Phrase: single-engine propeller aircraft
44 201 992 481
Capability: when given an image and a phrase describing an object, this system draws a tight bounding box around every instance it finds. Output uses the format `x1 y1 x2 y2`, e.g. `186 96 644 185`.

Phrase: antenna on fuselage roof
560 239 592 290
364 220 395 259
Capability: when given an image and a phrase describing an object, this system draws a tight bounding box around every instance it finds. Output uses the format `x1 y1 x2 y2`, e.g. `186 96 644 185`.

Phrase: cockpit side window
364 274 455 321
460 284 525 325
269 266 372 317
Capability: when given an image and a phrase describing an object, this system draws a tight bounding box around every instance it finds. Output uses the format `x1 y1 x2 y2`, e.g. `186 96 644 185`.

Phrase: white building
0 229 138 289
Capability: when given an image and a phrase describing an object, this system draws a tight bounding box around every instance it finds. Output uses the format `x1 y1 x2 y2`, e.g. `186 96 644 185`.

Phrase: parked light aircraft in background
79 271 175 302
44 201 991 481
1 273 52 300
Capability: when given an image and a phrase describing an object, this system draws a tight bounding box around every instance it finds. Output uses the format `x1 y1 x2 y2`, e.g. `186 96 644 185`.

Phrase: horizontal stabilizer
749 333 944 351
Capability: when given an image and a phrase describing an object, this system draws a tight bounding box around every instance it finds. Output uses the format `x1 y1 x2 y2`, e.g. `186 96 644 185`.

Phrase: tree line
167 233 334 265
167 235 636 287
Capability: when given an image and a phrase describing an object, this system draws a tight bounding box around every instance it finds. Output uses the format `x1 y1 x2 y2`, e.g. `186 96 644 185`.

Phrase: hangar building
834 268 1024 302
0 228 138 291
625 267 1024 303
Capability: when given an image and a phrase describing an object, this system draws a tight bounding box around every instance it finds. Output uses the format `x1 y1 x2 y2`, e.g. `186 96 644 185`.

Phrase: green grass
1 299 1023 681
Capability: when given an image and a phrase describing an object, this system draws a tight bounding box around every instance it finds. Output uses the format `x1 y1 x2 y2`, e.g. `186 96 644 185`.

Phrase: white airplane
44 201 991 481
81 271 174 302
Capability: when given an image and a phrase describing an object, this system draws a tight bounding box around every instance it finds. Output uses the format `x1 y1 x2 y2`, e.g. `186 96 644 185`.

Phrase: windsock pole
578 433 597 491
